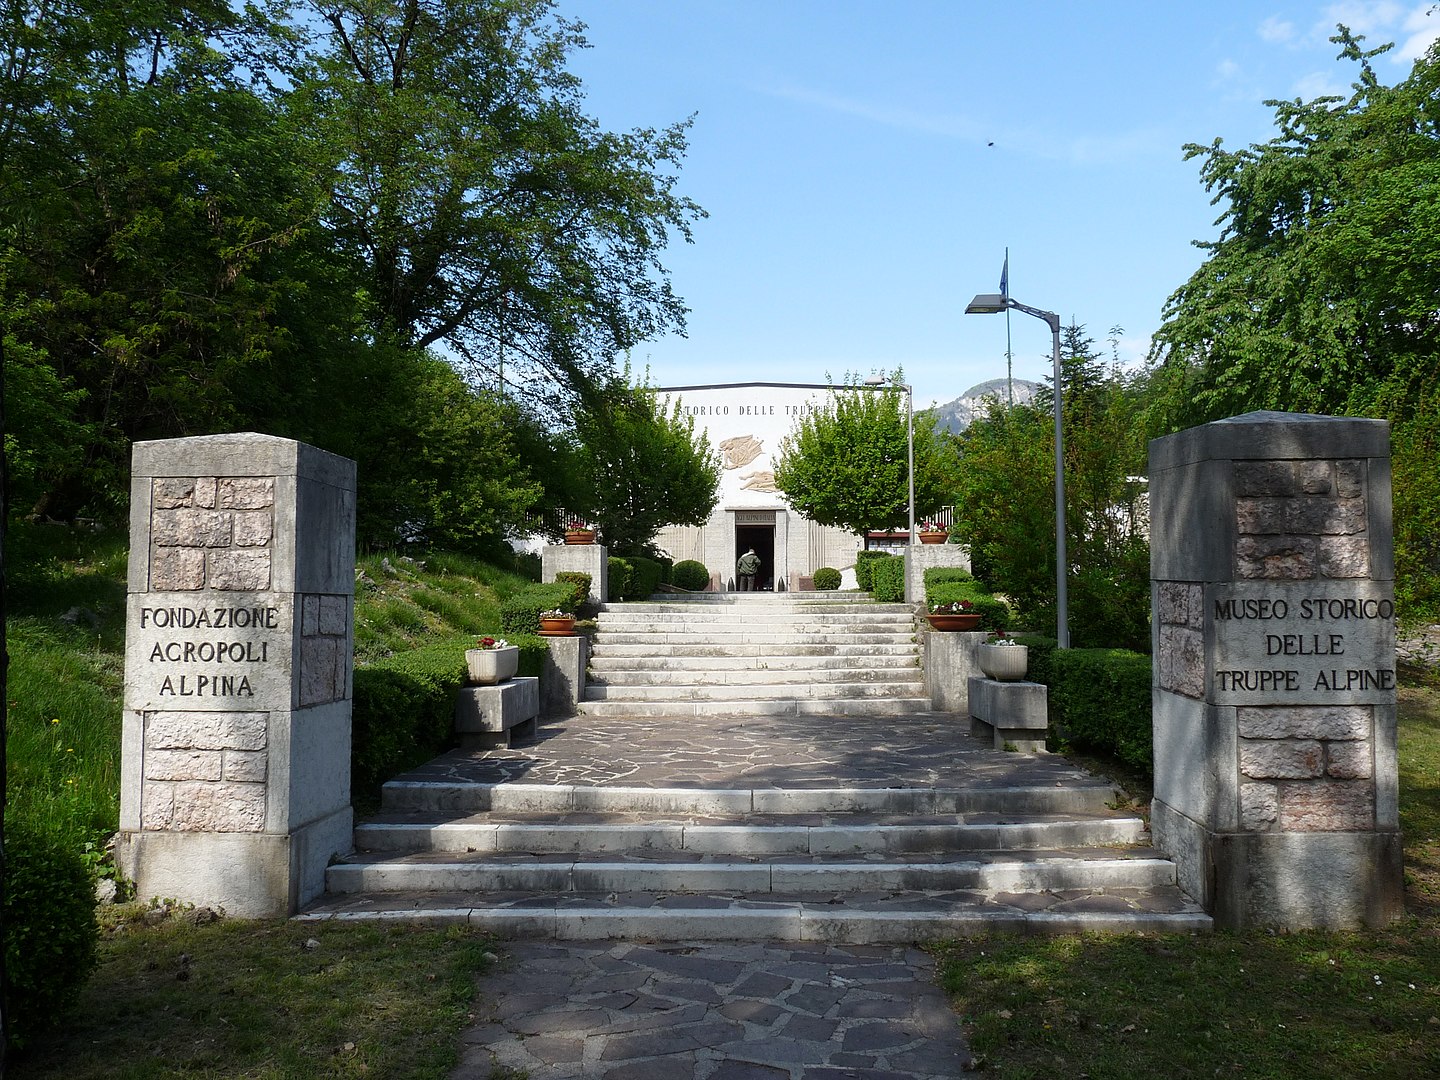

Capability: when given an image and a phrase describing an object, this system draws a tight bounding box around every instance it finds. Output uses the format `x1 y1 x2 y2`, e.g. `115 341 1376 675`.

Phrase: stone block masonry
117 433 357 917
1149 412 1402 929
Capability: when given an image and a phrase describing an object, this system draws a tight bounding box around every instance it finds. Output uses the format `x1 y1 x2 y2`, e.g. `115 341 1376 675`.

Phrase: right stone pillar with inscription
1150 411 1402 929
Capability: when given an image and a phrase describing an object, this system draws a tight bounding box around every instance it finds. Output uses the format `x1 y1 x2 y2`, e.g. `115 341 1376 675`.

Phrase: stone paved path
392 711 1109 792
453 940 973 1079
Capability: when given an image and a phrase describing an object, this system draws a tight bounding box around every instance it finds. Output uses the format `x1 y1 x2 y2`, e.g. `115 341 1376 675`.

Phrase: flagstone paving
453 940 973 1079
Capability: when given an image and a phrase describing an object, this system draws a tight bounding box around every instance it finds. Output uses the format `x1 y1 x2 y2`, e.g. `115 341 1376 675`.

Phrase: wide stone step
614 600 910 614
586 669 921 687
325 848 1180 896
582 681 926 703
587 653 922 672
595 631 917 646
380 781 1120 817
574 697 939 718
353 812 1148 854
589 643 920 659
299 891 1211 941
596 614 918 627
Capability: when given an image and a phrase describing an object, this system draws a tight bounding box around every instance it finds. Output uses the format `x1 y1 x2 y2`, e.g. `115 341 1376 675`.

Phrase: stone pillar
904 544 972 605
1149 411 1402 929
116 434 356 917
541 544 608 604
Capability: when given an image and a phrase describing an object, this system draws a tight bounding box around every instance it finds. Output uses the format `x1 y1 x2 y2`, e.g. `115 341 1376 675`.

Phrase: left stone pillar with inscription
116 433 357 917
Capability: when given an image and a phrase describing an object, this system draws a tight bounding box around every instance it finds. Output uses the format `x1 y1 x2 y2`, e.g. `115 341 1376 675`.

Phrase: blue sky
562 0 1439 408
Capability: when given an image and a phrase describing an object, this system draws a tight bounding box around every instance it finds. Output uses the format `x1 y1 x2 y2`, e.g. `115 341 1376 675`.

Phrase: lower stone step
298 889 1212 942
574 697 936 718
380 781 1120 816
352 813 1148 854
583 681 926 702
325 849 1179 896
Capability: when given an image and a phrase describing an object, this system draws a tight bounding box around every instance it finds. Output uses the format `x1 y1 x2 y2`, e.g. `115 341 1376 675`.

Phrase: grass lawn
932 670 1440 1079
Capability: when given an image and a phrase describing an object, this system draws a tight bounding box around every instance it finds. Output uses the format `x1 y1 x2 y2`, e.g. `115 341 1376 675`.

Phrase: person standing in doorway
736 548 761 591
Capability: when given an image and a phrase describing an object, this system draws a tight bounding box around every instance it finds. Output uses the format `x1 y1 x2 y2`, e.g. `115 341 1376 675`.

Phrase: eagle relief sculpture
718 434 763 471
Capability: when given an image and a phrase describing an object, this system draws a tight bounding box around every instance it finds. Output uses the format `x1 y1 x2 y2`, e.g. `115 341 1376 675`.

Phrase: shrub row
870 554 905 602
552 571 591 609
499 582 577 635
3 820 99 1051
350 633 547 804
608 555 667 601
854 550 890 592
1014 635 1152 774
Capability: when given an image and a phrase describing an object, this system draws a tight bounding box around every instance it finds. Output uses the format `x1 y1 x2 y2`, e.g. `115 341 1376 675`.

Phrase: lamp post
864 375 915 546
964 292 1069 648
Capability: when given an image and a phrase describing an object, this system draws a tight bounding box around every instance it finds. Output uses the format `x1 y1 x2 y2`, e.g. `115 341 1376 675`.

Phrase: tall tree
571 383 720 555
1149 27 1440 615
773 385 956 537
293 0 705 410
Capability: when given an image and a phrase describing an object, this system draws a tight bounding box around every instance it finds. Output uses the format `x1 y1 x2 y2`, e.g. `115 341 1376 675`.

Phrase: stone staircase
579 594 928 717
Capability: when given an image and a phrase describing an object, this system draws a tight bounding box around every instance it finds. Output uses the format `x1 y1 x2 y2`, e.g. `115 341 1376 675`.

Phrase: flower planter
978 642 1029 681
465 645 520 685
539 616 576 636
564 529 596 545
925 613 983 632
919 530 949 544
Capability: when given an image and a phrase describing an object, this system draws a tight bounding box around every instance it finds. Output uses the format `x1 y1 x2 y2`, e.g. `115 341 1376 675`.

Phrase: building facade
654 382 863 590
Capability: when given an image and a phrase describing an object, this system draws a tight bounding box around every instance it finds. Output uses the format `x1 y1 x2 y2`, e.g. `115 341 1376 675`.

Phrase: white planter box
977 643 1028 681
465 646 520 685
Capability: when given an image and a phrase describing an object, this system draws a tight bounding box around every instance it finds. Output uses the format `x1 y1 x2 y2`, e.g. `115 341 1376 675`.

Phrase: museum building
653 382 865 590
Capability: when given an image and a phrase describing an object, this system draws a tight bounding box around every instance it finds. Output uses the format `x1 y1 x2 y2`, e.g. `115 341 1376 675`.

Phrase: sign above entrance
734 510 776 524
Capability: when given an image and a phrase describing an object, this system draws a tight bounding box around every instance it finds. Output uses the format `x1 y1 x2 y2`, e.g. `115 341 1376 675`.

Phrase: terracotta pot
465 645 519 685
919 530 949 544
978 642 1029 681
925 612 983 632
539 616 576 636
564 529 596 545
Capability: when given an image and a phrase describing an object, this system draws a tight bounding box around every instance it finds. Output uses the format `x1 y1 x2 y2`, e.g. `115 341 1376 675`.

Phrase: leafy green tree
954 328 1150 649
292 0 704 408
773 385 956 537
1149 27 1440 614
571 384 720 555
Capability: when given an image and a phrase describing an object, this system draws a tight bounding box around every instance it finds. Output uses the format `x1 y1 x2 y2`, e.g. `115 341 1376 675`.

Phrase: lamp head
965 293 1010 315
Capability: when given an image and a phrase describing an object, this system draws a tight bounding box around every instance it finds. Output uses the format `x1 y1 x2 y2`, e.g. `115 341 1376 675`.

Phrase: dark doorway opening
735 524 776 591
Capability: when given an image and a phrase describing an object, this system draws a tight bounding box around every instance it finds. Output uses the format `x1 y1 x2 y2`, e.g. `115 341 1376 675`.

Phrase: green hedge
855 550 890 591
3 820 98 1050
672 559 709 591
351 633 547 804
1011 636 1152 774
922 566 973 587
553 571 591 609
609 555 665 600
812 566 841 591
870 554 904 602
500 582 576 634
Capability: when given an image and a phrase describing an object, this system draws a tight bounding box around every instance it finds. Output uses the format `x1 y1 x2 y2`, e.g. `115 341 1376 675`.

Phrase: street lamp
964 292 1069 649
864 374 915 546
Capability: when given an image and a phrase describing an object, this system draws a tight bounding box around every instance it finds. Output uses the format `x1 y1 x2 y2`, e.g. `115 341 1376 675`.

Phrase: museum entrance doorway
734 524 775 591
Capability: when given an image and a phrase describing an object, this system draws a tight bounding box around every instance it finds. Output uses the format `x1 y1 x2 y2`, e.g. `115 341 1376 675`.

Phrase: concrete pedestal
904 544 971 604
542 636 588 718
542 544 608 604
456 677 540 749
968 676 1048 752
922 631 986 714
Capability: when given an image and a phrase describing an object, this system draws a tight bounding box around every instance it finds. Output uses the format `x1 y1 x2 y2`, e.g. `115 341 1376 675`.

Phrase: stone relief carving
739 470 779 493
719 435 764 470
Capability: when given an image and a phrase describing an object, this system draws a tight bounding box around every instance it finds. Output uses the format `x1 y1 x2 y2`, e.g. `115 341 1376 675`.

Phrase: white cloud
1259 16 1298 44
1291 70 1351 99
1216 58 1242 81
1395 4 1440 61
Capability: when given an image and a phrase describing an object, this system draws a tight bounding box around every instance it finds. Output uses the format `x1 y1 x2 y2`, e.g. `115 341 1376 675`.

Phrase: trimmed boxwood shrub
3 820 98 1050
553 571 591 609
854 550 890 592
672 559 710 591
351 633 549 804
1049 648 1153 772
870 554 904 602
625 556 665 600
608 556 633 601
500 582 576 634
812 566 841 591
923 566 973 587
971 596 1011 633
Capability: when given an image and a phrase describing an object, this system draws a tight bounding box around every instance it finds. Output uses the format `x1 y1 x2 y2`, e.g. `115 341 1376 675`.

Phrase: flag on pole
999 250 1009 298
